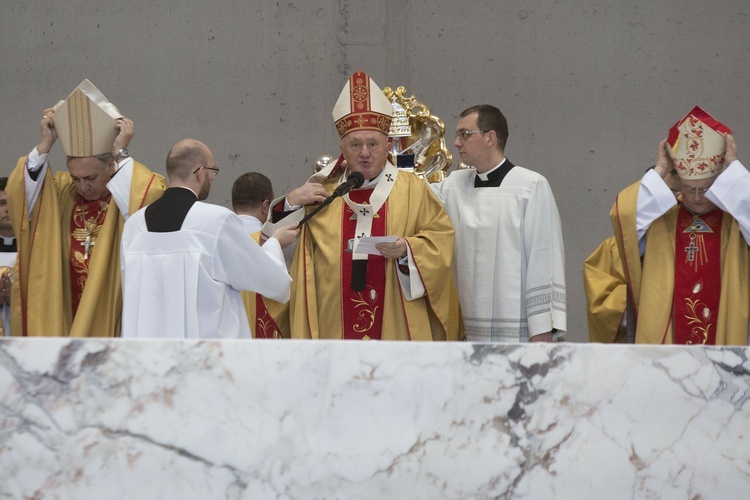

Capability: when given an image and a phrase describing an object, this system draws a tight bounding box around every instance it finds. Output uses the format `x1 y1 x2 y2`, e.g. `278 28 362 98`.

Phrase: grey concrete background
2 1 748 342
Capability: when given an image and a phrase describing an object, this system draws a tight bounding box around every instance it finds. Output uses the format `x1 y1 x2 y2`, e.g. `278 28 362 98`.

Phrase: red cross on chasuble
341 188 387 340
69 195 111 317
672 207 722 345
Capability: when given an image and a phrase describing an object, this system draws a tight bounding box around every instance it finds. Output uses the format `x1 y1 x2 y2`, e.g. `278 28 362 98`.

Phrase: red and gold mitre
667 106 732 180
332 70 393 139
52 79 123 157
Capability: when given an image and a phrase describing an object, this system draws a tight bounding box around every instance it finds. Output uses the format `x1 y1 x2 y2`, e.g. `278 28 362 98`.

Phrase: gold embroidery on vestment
351 287 379 333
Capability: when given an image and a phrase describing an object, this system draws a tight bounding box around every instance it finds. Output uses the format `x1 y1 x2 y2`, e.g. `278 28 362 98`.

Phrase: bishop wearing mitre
611 106 750 344
7 80 166 337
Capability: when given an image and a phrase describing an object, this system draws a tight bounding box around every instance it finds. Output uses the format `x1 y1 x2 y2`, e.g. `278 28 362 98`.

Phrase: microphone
331 171 365 198
298 172 365 226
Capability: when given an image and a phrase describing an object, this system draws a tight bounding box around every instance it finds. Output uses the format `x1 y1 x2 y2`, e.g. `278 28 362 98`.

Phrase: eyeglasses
192 165 220 176
455 130 488 140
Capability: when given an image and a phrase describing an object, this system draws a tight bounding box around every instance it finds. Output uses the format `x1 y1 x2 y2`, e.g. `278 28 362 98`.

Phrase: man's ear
261 199 271 218
485 129 497 148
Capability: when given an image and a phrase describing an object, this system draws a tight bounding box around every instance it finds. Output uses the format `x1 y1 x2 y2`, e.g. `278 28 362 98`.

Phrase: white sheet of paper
355 236 398 255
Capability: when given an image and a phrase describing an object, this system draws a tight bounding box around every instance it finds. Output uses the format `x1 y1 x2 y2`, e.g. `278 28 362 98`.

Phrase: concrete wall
2 0 749 342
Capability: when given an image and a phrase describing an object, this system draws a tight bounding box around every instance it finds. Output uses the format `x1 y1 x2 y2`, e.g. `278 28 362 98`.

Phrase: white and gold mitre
52 79 123 157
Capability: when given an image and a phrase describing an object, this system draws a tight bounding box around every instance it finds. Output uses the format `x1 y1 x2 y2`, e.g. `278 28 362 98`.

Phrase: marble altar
1 338 748 499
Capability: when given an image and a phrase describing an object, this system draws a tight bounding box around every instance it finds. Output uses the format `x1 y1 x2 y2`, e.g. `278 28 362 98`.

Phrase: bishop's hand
724 133 738 166
113 117 134 152
37 108 58 154
287 182 328 207
376 238 408 259
654 138 675 179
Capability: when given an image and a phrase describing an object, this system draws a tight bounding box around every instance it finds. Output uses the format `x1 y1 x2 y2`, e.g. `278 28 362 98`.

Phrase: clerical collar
474 158 515 188
476 158 508 182
356 169 383 189
173 185 199 199
1 236 15 245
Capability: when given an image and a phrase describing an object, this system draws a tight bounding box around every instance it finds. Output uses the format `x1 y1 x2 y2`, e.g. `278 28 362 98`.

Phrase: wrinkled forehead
67 156 110 176
679 176 715 190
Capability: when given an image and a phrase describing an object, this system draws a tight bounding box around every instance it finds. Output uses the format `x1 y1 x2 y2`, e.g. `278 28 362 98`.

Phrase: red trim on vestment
138 174 157 209
660 316 672 345
613 194 638 327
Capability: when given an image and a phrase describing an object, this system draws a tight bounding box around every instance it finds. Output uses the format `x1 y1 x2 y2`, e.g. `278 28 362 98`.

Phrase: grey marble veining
1 339 748 499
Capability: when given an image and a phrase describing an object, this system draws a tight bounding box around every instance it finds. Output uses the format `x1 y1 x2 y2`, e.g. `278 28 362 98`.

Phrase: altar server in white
430 104 566 342
120 139 298 338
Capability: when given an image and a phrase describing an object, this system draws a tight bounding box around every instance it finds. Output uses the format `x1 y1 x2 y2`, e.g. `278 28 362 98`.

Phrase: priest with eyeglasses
430 104 567 343
120 139 297 339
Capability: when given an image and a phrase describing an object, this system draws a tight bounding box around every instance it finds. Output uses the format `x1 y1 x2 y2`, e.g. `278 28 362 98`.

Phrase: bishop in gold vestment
7 81 166 337
282 71 460 341
611 107 750 345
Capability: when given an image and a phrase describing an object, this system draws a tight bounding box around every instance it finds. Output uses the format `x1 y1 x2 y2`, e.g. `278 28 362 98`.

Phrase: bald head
166 139 212 181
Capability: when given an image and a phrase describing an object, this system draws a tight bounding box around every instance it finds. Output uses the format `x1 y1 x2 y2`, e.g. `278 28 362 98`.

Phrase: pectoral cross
685 239 699 262
84 234 94 260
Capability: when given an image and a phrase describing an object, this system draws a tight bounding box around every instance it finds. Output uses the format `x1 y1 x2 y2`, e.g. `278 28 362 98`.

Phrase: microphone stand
298 195 337 226
297 172 364 226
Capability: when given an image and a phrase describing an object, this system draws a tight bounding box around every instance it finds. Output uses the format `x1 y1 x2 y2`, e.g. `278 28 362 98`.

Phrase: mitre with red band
332 70 393 139
52 79 123 157
667 106 732 180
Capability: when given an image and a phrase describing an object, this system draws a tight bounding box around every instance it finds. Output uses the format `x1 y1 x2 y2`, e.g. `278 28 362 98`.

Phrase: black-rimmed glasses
192 165 220 176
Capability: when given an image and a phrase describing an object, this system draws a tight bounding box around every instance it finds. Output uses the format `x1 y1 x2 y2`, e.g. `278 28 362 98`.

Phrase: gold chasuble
290 169 460 341
583 236 627 343
610 180 749 345
242 231 290 338
7 157 166 337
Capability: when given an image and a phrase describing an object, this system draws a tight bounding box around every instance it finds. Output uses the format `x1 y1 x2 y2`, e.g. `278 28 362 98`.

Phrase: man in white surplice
120 139 298 338
430 104 566 342
232 171 272 235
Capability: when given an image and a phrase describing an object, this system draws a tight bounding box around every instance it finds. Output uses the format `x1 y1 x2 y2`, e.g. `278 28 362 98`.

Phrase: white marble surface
1 339 749 499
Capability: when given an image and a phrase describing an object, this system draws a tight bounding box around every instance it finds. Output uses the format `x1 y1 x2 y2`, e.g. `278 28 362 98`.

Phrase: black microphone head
332 171 366 198
349 171 365 188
